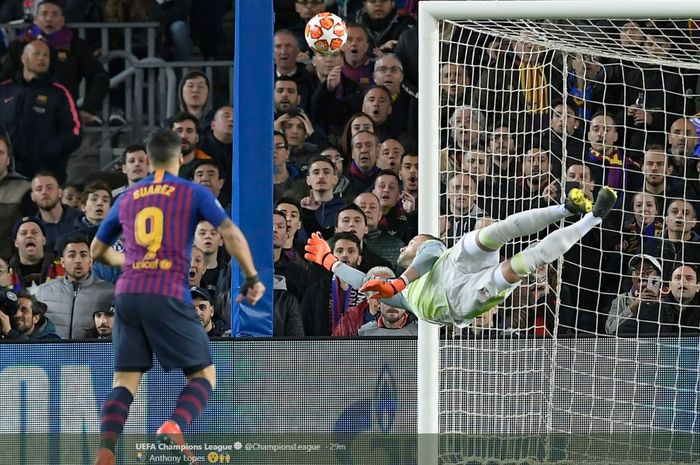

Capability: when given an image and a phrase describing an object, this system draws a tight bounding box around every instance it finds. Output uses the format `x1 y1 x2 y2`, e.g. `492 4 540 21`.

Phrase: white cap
628 254 662 274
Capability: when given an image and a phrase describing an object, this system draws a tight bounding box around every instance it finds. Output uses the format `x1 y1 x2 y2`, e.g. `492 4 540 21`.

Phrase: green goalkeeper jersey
404 253 452 324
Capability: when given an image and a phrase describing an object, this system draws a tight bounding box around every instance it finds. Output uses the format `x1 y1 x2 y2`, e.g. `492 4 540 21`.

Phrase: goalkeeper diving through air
305 185 617 326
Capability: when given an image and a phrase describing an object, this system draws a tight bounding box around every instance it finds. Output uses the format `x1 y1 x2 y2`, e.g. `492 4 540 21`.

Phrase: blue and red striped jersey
95 169 228 302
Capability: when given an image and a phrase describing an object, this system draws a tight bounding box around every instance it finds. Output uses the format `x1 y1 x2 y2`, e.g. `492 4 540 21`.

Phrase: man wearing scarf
583 112 642 207
342 129 381 200
300 232 366 336
9 0 108 126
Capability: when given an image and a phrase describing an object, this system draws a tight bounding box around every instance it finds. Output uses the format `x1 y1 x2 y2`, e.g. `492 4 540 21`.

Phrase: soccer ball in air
305 12 347 55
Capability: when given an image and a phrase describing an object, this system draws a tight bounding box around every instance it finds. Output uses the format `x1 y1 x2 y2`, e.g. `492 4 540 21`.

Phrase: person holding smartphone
605 254 665 336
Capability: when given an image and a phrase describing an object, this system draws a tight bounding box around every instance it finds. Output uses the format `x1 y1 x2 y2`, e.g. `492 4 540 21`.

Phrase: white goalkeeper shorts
442 230 519 324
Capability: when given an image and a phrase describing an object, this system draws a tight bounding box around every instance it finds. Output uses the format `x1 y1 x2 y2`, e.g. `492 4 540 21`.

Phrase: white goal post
418 1 700 464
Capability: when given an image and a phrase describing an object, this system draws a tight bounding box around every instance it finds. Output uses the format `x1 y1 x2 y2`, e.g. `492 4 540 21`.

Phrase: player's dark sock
99 386 134 453
170 378 213 430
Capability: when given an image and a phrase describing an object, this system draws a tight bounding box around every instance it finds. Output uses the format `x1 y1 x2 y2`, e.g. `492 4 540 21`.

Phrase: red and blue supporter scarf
349 161 381 182
22 24 73 50
586 147 627 190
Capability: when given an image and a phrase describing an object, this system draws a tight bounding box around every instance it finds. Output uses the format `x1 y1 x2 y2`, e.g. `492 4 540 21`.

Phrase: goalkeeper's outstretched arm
357 239 445 300
331 261 411 309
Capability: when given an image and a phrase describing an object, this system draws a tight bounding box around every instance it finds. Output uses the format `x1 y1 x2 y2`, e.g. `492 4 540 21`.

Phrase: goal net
418 2 700 464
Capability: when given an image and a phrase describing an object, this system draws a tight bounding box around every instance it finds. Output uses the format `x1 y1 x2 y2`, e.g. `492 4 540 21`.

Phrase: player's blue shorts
113 294 213 374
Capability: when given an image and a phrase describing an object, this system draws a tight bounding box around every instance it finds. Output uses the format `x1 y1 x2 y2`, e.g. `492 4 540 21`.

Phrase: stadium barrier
0 337 698 464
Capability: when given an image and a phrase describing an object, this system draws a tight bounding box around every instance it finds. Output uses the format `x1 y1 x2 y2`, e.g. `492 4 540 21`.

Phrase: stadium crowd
0 0 699 340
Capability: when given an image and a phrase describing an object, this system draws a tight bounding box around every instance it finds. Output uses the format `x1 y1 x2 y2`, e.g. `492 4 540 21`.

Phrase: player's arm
90 238 125 268
217 218 265 305
92 195 125 267
305 232 411 309
362 240 444 299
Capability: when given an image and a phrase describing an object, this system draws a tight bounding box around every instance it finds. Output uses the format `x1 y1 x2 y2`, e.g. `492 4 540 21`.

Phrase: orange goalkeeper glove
304 232 338 271
360 277 407 299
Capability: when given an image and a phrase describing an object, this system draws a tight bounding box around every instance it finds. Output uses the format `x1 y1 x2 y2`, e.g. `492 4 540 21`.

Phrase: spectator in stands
549 99 584 163
620 27 689 152
511 34 564 119
471 36 519 119
641 145 683 205
188 245 205 288
0 128 31 259
372 170 416 243
320 147 350 195
353 192 404 271
398 152 418 203
36 233 114 339
191 286 230 338
275 197 307 268
273 274 305 337
509 148 559 216
440 63 471 110
659 264 700 335
171 112 212 179
341 23 374 91
301 231 366 336
619 191 663 258
298 156 344 228
377 138 403 173
7 0 109 127
189 0 228 60
84 305 114 339
199 105 233 177
358 298 417 336
273 210 306 303
151 0 192 61
662 199 700 265
192 160 230 212
10 216 62 290
299 201 392 272
565 162 595 203
276 110 329 174
583 112 641 202
667 117 700 183
194 220 228 297
619 21 645 50
333 265 392 336
273 131 299 202
566 53 605 121
361 86 394 140
111 145 149 198
61 182 82 209
343 129 381 199
164 71 212 132
0 290 60 340
309 50 363 136
274 76 302 117
440 106 485 174
355 0 415 55
605 253 664 335
72 180 111 242
372 54 417 138
0 39 82 182
486 121 518 178
309 48 344 97
439 173 485 246
274 30 313 110
339 112 376 161
30 171 81 249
